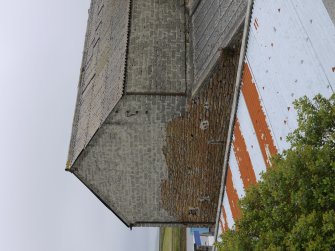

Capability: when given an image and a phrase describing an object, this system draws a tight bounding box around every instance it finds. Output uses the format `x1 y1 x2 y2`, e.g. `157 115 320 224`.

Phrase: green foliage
216 94 335 251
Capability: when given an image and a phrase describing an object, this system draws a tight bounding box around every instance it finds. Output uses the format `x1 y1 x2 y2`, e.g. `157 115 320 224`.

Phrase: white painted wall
216 0 335 239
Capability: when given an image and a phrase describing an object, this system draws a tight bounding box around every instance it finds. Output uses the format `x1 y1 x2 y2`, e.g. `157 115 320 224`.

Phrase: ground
159 227 187 251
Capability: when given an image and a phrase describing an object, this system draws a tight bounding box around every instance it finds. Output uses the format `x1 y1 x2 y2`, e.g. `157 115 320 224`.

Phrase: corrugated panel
217 0 335 234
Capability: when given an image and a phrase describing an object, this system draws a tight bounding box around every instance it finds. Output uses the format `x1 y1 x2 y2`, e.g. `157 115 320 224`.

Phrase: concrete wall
191 0 247 92
68 0 130 165
126 0 186 94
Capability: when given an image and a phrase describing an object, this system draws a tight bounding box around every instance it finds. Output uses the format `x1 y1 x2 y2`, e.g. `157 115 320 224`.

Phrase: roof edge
213 0 255 245
66 0 132 171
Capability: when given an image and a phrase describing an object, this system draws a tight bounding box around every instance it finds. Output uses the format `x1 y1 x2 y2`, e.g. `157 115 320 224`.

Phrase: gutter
134 221 215 227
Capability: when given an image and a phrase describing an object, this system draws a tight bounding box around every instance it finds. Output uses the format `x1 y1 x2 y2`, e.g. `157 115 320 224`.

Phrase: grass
159 227 186 251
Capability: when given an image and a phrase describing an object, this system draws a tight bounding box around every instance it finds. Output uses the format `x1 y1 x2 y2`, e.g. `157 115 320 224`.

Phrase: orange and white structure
215 0 335 241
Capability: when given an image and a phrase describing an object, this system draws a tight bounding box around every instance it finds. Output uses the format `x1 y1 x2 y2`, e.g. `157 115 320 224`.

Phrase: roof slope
67 0 131 168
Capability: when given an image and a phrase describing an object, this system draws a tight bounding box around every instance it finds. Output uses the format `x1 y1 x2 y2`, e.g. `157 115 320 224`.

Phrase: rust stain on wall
241 63 278 167
232 119 257 187
219 220 225 232
226 167 241 220
221 205 228 230
161 49 240 223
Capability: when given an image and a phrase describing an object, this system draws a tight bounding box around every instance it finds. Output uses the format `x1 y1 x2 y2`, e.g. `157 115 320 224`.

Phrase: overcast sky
0 1 158 250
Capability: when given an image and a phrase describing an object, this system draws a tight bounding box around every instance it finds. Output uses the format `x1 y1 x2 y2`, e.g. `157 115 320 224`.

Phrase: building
67 0 247 228
215 0 335 243
186 228 214 251
67 0 334 231
194 231 215 249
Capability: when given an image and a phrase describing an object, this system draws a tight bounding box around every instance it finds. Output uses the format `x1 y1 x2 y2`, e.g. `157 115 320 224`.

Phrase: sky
0 1 158 250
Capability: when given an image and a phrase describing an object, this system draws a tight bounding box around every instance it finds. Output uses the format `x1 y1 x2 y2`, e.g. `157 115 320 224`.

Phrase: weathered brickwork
126 0 186 94
192 0 247 88
68 0 130 165
67 0 246 227
72 95 186 225
161 49 240 224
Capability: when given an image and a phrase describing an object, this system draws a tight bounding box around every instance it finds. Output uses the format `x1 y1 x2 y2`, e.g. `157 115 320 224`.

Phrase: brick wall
68 0 189 166
67 0 244 227
161 49 239 224
71 49 239 227
72 95 186 225
191 0 247 90
126 0 186 94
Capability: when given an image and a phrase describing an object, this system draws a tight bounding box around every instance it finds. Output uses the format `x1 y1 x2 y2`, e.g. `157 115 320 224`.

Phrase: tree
216 94 335 251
